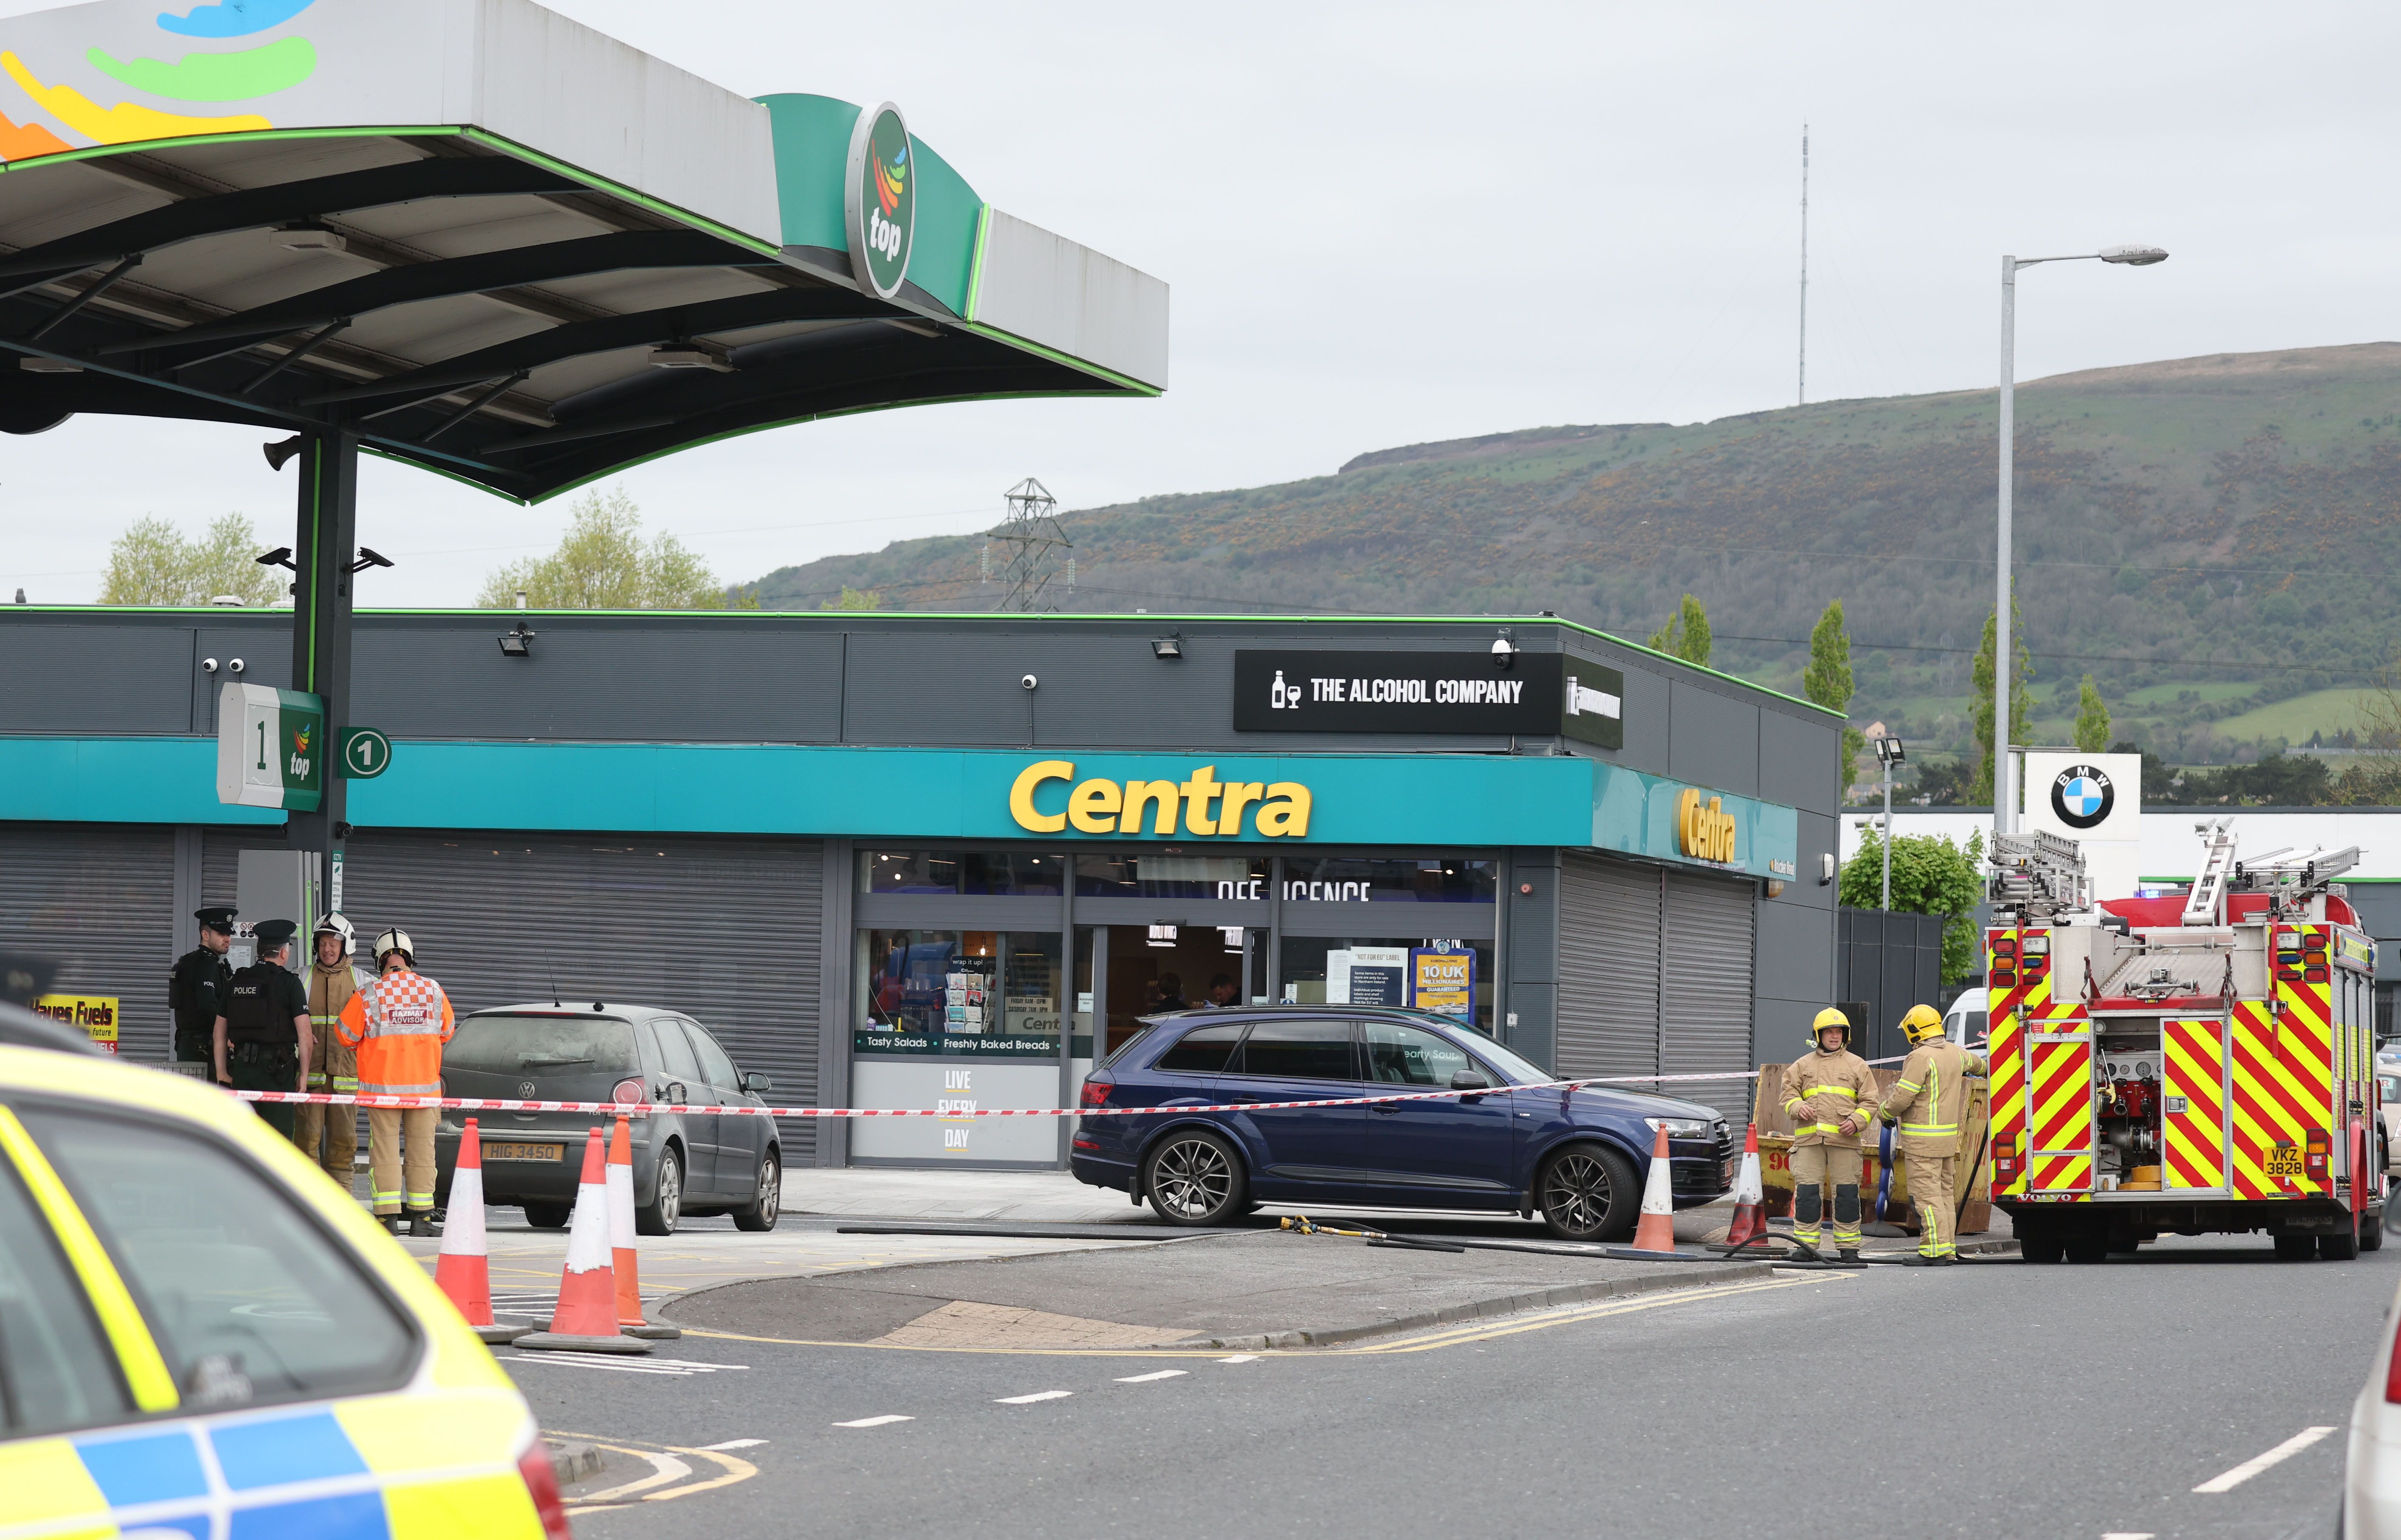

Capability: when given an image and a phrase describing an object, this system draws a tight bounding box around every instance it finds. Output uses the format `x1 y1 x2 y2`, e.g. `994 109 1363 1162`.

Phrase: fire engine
1985 819 2383 1263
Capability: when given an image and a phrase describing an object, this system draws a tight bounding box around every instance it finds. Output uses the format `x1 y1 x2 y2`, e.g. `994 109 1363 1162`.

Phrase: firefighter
292 914 365 1188
1778 1006 1879 1261
211 918 311 1140
1878 1003 1988 1266
168 905 237 1067
339 927 455 1236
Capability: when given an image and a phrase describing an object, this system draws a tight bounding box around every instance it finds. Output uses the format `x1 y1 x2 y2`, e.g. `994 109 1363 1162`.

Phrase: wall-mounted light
1820 852 1837 885
1150 633 1183 660
347 547 394 575
498 620 536 658
1491 629 1516 670
1873 736 1907 766
254 546 295 572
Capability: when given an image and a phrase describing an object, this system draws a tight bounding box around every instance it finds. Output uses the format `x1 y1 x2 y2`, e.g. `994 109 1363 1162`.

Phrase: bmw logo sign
2050 764 2115 830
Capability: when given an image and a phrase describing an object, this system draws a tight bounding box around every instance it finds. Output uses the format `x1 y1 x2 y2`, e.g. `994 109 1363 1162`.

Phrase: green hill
749 342 2401 770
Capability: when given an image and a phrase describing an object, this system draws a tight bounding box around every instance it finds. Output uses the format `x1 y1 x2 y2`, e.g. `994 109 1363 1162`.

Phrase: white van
1944 987 1987 1047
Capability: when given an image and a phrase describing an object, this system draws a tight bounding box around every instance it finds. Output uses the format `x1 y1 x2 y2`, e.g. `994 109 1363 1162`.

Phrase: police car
0 1002 569 1540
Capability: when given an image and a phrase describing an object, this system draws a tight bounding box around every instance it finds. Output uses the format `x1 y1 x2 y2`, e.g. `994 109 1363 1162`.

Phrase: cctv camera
227 658 246 674
1020 673 1039 690
201 657 219 673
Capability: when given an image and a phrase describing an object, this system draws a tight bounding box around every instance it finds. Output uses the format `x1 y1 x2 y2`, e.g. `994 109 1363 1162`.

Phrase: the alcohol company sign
845 101 915 300
1234 651 1622 747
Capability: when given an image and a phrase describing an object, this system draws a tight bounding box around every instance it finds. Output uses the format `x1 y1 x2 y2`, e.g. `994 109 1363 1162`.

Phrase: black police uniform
222 920 308 1142
168 905 237 1063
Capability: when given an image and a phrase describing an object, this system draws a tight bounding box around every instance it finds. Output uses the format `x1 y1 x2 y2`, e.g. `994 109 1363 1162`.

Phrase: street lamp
1874 735 1906 910
1993 244 2167 853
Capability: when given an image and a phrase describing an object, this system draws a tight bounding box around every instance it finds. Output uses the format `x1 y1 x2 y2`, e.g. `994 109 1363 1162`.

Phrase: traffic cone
514 1127 650 1355
1723 1123 1766 1249
607 1114 678 1341
435 1119 529 1344
1629 1124 1679 1254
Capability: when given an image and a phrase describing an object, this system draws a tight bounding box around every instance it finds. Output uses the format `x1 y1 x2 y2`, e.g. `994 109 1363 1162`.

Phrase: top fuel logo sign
2050 763 2115 830
845 102 914 300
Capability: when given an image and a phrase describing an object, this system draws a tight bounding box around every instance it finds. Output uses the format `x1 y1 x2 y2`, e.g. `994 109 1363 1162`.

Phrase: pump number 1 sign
216 683 325 811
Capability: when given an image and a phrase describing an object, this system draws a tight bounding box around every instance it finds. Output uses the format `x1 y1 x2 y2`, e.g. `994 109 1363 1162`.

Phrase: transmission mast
980 477 1074 612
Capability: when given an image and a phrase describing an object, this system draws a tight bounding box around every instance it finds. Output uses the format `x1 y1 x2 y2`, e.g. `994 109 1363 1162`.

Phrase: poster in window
1410 948 1475 1019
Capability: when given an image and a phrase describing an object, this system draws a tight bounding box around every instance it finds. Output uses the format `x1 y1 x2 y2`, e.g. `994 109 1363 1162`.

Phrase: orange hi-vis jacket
336 968 456 1097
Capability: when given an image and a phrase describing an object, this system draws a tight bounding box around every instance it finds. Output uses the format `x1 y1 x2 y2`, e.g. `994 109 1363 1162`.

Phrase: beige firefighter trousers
1905 1153 1957 1257
368 1107 439 1216
1787 1142 1865 1248
290 1102 358 1187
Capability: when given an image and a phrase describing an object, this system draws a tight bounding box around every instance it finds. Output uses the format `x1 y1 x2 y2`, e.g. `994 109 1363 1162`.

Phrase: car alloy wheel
1538 1144 1636 1242
637 1145 682 1236
734 1154 780 1232
1148 1133 1237 1223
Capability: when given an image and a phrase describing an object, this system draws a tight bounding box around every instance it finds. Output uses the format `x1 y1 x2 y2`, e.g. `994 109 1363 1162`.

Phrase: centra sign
1676 787 1737 864
845 101 915 300
1009 761 1313 839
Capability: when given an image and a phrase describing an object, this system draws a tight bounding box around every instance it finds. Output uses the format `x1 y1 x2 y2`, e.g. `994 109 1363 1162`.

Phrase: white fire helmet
313 912 353 951
373 928 415 968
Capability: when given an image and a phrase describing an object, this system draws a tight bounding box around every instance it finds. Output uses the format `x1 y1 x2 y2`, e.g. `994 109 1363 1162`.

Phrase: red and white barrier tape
225 1066 1773 1121
221 1045 1952 1121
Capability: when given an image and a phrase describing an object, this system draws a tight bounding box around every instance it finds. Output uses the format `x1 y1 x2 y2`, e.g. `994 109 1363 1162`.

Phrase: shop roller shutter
0 823 176 1060
1662 870 1756 1121
207 829 824 1161
1556 853 1662 1081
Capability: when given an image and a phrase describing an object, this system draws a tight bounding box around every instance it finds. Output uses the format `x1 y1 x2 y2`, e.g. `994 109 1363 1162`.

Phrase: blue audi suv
1069 1006 1733 1241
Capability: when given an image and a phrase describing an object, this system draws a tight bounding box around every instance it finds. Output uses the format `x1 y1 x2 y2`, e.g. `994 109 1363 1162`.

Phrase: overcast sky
4 1 2396 606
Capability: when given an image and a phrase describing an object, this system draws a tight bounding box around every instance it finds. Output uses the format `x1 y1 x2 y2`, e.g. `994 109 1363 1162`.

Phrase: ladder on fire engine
2232 842 2360 916
1989 828 2088 920
2181 819 2238 927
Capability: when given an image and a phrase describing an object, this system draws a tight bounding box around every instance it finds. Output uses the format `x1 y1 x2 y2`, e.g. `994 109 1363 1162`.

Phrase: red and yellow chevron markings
2028 1023 2096 1193
2164 1016 2230 1191
2231 926 2334 1202
1988 942 2029 1197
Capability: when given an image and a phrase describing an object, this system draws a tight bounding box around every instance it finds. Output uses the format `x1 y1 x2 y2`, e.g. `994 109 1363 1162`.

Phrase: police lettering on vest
224 962 307 1046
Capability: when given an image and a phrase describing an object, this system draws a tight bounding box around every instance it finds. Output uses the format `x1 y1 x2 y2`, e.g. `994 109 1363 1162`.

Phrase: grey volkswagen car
431 1003 780 1235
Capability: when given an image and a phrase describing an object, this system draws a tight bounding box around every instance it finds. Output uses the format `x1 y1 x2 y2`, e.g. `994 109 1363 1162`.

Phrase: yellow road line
550 1433 760 1514
1338 1273 1846 1354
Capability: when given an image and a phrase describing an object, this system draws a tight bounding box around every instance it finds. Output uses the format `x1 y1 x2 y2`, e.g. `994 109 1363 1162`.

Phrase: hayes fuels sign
846 101 914 300
215 683 325 812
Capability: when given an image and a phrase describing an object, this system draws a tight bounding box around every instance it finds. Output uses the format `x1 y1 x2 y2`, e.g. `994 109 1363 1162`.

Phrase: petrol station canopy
0 0 1169 500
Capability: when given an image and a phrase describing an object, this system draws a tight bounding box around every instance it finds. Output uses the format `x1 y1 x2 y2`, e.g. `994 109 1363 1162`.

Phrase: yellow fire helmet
1901 1003 1945 1046
1809 1006 1851 1049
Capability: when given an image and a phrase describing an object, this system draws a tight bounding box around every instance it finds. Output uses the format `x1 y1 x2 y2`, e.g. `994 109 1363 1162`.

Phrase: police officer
1877 1003 1989 1266
212 918 313 1142
1778 1006 1880 1262
168 905 237 1067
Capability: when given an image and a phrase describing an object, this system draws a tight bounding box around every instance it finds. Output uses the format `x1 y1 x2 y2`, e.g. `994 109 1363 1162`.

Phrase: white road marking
505 1354 748 1377
575 1451 691 1503
1115 1370 1187 1383
995 1391 1074 1405
2192 1427 2338 1493
832 1416 913 1428
1216 1355 1261 1363
699 1438 769 1450
2100 1533 2156 1538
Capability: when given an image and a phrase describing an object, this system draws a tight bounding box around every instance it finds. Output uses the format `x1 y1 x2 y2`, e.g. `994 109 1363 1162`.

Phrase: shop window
857 929 1062 1058
1279 936 1494 1035
1075 853 1269 901
1279 858 1495 904
860 851 1065 896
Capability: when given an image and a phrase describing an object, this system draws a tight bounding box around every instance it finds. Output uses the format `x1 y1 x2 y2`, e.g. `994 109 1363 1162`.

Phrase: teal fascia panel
1589 759 1798 881
0 741 1795 875
0 738 280 826
754 93 982 314
756 93 859 250
904 137 980 316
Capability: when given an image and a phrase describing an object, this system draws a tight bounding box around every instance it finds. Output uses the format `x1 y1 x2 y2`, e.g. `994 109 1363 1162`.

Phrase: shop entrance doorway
1094 924 1269 1061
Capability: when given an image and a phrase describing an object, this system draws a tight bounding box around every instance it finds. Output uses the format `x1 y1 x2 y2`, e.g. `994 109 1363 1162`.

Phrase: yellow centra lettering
1068 778 1121 835
1254 782 1312 838
1217 782 1265 835
1181 765 1223 836
1009 760 1073 833
1121 780 1181 836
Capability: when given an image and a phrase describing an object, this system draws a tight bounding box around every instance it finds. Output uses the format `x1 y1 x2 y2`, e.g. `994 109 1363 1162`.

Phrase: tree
2074 675 2112 753
100 513 283 606
1803 599 1865 799
1646 593 1712 665
819 585 884 611
475 488 729 609
1839 828 1986 982
1968 595 2032 805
